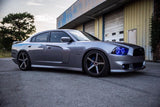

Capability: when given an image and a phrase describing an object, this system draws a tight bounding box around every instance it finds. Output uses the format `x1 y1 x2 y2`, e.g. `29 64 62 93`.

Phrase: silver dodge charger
12 29 145 77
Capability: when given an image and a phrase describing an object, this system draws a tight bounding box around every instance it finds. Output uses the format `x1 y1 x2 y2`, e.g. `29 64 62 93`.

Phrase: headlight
111 47 129 55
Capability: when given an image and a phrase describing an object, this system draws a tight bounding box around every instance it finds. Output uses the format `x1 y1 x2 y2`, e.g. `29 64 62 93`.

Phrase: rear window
31 36 36 42
31 32 50 42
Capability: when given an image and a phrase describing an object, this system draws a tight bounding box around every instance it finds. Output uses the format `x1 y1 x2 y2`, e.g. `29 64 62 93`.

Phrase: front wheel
17 51 31 71
83 50 110 77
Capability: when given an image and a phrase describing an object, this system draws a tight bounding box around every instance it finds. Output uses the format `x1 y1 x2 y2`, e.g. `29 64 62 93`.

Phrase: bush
150 16 160 53
1 37 13 51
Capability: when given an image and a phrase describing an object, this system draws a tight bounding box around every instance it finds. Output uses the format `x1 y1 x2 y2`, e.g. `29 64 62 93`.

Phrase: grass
0 50 11 58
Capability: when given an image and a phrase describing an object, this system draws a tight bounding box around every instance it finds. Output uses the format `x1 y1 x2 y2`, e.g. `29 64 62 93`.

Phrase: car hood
104 41 142 49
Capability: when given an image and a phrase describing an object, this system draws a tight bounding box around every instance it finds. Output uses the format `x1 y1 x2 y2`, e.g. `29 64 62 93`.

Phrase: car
11 29 145 77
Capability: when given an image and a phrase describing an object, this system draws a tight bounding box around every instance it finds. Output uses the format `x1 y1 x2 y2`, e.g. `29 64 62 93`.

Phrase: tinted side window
36 32 50 42
31 36 36 42
50 31 70 42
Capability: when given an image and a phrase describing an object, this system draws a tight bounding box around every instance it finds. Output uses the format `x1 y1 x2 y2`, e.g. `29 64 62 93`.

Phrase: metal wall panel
84 20 95 36
94 16 103 40
104 9 124 42
124 0 153 60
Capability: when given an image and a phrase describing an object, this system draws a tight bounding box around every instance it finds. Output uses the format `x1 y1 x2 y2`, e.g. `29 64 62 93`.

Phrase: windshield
68 30 100 41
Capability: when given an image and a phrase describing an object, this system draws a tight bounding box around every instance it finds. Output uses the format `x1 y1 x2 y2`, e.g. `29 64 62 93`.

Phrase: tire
83 50 110 77
17 51 31 71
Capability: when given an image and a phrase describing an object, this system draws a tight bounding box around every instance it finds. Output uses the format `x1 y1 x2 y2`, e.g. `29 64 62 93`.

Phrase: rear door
28 32 50 65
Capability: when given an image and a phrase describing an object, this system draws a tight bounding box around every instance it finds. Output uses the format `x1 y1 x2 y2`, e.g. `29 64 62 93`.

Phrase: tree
151 16 160 53
150 0 160 60
0 12 36 50
0 12 36 41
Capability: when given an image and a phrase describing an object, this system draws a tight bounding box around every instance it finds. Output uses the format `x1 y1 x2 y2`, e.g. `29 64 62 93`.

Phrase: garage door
104 9 124 42
84 20 95 36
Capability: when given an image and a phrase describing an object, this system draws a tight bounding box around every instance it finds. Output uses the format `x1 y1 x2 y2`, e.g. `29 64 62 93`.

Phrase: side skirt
31 65 82 71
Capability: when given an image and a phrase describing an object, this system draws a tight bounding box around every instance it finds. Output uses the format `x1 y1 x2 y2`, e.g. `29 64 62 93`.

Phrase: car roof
36 29 78 34
24 29 79 42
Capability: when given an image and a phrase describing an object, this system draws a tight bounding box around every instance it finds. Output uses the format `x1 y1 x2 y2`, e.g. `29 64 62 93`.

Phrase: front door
43 31 72 66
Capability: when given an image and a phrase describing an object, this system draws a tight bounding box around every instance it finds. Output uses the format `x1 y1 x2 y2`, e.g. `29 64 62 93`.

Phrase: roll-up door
104 9 124 42
84 20 95 36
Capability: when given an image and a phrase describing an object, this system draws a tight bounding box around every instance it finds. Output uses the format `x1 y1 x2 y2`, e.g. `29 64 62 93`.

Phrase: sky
0 0 77 33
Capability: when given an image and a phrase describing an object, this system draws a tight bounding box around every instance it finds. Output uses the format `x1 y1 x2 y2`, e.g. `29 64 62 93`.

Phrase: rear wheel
83 50 110 77
17 51 31 71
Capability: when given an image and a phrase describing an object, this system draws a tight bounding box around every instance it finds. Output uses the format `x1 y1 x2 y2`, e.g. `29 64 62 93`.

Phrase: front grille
133 63 143 68
133 48 144 56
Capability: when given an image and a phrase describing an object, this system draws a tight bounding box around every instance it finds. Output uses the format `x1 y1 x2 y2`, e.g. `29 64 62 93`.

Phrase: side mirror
61 37 71 43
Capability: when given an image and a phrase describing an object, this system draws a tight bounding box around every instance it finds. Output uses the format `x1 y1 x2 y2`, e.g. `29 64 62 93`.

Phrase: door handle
47 46 51 49
28 45 31 48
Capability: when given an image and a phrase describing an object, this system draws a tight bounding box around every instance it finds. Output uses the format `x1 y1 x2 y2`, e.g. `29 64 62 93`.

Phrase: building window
119 38 124 41
119 31 124 34
112 39 116 42
112 33 116 36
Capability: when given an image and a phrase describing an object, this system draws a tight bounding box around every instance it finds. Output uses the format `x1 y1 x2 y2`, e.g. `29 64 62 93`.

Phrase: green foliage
1 37 13 50
150 16 160 52
0 50 11 58
0 12 36 50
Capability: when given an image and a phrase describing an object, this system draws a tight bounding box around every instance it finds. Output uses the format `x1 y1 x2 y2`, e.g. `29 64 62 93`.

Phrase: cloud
35 14 55 24
27 2 43 6
27 0 44 6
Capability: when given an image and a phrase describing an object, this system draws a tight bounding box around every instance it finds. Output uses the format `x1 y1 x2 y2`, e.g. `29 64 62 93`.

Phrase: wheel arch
17 49 28 57
17 50 31 63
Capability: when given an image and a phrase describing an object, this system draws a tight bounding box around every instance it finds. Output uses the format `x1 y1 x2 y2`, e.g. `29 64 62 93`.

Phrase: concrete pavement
0 58 160 107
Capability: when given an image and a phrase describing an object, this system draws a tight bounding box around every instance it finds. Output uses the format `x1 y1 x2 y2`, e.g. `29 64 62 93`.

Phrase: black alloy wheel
17 51 31 71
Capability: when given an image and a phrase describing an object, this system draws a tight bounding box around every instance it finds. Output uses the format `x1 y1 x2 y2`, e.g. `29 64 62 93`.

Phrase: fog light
122 65 125 69
122 64 129 69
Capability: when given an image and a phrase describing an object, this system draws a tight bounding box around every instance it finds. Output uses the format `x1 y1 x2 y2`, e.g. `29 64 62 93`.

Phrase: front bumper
108 54 145 72
111 61 145 72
